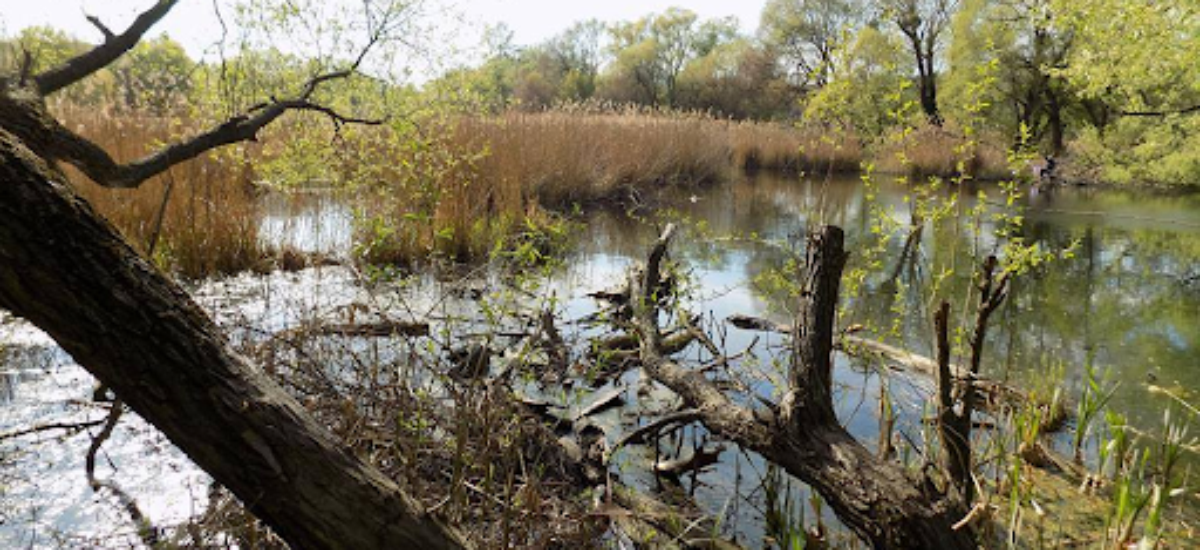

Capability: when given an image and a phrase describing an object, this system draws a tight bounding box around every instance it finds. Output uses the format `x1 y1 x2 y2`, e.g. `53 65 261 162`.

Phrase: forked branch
4 1 389 190
34 0 181 95
628 224 975 549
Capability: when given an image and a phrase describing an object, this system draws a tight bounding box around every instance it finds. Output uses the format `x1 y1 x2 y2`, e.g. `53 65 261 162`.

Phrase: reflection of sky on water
1 173 1199 545
257 193 355 256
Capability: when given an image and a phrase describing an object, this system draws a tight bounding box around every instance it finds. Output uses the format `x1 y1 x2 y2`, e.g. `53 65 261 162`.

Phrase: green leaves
1052 0 1200 110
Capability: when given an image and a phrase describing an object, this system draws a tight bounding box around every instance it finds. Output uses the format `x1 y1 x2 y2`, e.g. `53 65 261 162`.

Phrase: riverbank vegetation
1 1 1198 549
3 0 1192 275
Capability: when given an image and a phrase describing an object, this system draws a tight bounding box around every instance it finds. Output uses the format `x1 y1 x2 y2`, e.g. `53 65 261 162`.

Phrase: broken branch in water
0 418 107 441
284 320 431 338
604 409 704 465
84 400 160 547
725 312 1064 427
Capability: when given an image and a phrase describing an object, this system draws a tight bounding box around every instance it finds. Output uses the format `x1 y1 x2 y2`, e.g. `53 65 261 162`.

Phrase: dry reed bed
56 104 862 273
453 111 861 207
56 103 266 278
352 110 862 264
873 123 1010 181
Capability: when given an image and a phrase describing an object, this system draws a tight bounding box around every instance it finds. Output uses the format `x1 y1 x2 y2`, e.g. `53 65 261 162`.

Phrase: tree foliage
759 0 861 88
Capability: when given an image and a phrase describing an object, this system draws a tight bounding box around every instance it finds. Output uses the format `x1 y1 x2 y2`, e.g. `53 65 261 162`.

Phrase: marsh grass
874 123 1010 180
454 110 729 206
731 121 861 174
55 103 267 279
354 108 857 265
458 109 861 207
55 101 863 273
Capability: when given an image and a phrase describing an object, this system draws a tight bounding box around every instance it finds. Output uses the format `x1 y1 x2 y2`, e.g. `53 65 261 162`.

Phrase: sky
0 0 770 71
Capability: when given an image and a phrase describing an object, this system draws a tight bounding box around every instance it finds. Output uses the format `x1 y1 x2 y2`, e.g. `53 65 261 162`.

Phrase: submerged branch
84 400 161 547
0 418 107 441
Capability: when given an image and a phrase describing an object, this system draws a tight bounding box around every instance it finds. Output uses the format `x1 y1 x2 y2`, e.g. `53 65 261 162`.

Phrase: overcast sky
0 1 769 71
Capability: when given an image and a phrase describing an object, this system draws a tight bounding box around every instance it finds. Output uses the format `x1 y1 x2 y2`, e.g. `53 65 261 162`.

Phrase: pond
1 172 1197 546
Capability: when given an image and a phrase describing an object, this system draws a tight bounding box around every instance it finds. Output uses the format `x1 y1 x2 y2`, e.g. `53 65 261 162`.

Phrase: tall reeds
55 103 265 278
54 101 865 273
873 123 1009 180
356 108 860 264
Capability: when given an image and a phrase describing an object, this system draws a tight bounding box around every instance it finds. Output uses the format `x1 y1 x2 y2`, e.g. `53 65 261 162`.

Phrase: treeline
433 0 1200 186
3 0 1197 187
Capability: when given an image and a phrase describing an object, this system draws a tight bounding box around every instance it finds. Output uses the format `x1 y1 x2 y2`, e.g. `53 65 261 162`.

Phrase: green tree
111 34 194 114
600 8 738 107
759 0 861 88
544 19 605 100
943 0 1074 153
881 0 960 125
1052 0 1200 185
804 24 910 136
676 39 797 119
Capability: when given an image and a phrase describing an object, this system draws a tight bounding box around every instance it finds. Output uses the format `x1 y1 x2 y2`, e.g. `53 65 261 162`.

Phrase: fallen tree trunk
0 129 467 548
726 312 1051 422
630 225 975 549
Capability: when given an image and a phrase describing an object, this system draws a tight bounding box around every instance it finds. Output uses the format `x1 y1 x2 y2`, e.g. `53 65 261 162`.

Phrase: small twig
605 409 703 464
146 169 176 256
85 399 161 547
0 418 106 441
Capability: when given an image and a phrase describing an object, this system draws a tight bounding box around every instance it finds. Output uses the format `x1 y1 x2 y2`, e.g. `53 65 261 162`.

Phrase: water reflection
1 173 1198 545
646 174 1200 433
554 173 1200 540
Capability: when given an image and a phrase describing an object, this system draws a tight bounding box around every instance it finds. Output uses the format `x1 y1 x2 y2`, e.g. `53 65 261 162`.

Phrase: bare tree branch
1 69 370 189
1120 103 1200 118
85 400 161 547
34 0 181 95
85 15 117 41
0 418 107 441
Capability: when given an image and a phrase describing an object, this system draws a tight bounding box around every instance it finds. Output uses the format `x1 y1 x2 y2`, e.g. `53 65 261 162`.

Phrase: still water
1 173 1197 546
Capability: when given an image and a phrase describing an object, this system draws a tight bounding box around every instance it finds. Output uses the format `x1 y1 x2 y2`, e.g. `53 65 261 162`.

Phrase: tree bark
935 301 972 504
0 129 468 549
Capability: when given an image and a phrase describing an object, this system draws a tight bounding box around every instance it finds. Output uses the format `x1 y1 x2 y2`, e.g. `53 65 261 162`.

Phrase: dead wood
612 485 746 550
593 328 696 359
572 384 627 421
628 224 976 549
85 400 160 547
286 319 431 339
0 418 107 441
605 409 704 464
726 312 1048 421
654 446 724 477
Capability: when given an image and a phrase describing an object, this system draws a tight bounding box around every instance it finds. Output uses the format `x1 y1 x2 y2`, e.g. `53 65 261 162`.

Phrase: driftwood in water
605 409 704 464
725 313 1049 420
654 446 724 477
611 485 746 550
572 384 627 421
593 328 696 361
628 225 976 549
286 319 431 339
